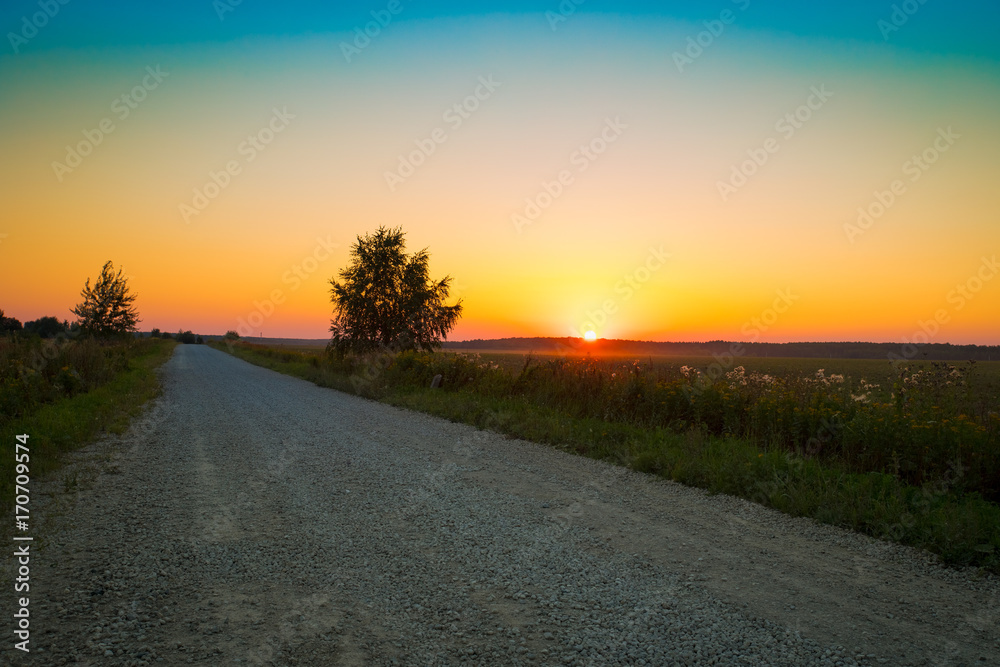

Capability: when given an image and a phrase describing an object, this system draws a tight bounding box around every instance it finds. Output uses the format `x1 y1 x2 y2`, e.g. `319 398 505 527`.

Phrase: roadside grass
1 339 175 517
212 342 1000 573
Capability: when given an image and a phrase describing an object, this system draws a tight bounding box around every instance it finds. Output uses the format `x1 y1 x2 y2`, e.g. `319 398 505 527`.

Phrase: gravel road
5 344 998 666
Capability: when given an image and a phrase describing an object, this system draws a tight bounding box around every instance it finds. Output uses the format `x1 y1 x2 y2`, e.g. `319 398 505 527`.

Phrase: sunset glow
2 2 998 344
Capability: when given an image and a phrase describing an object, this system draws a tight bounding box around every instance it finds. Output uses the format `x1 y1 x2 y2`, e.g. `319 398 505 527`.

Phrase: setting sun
584 331 597 342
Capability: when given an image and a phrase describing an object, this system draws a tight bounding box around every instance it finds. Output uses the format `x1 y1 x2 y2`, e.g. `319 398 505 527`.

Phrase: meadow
216 341 1000 572
0 336 175 517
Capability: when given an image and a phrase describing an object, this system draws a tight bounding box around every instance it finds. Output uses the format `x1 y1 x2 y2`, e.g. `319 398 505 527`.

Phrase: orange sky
2 13 999 343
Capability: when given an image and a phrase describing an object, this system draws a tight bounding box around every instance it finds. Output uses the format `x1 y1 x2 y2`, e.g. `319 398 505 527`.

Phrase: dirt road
5 345 997 665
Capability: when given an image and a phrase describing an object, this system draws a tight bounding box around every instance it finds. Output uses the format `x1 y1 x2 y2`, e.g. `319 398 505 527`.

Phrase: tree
328 226 462 357
23 316 68 338
223 330 240 341
0 309 23 335
71 261 140 338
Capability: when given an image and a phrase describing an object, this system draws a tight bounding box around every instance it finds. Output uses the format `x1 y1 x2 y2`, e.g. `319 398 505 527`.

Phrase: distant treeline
443 337 1000 361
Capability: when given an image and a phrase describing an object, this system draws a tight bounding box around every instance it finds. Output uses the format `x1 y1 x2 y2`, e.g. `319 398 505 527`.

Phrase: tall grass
0 338 175 517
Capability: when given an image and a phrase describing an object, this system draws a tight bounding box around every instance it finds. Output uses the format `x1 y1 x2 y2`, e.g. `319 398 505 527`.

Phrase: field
215 340 1000 572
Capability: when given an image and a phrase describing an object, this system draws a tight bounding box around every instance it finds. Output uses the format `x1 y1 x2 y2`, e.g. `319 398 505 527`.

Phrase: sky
1 1 998 344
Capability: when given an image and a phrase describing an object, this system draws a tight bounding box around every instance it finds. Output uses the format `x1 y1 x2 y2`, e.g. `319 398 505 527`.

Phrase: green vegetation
1 337 175 515
215 341 1000 572
71 260 140 337
328 226 463 357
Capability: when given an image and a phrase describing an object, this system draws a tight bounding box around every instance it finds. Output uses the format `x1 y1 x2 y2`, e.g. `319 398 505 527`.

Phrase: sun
583 330 597 342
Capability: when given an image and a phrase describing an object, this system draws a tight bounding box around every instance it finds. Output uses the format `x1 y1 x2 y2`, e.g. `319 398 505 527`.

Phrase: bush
23 316 69 339
0 336 132 426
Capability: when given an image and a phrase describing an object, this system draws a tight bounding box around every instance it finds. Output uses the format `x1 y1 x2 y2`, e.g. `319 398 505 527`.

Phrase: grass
213 340 1000 573
0 338 176 517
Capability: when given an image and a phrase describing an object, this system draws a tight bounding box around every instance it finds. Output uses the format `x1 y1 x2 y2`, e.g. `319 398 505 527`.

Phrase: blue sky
3 1 999 60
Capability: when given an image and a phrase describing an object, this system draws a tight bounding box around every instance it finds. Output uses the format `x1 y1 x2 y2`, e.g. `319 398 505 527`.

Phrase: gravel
4 344 998 666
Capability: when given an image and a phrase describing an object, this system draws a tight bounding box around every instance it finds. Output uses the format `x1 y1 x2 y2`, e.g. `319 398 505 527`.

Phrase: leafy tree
328 226 462 357
150 328 162 338
223 330 240 341
176 330 197 344
23 316 68 338
0 309 23 335
71 261 140 338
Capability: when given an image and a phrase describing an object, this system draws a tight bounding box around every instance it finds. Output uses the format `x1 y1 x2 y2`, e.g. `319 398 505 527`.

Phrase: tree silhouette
23 316 68 338
0 309 23 335
71 261 140 338
328 227 462 357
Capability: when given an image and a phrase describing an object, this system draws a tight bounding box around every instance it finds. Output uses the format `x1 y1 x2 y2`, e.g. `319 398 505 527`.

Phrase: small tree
0 309 23 335
223 330 240 341
328 227 462 357
71 261 140 338
23 316 68 338
150 328 162 338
